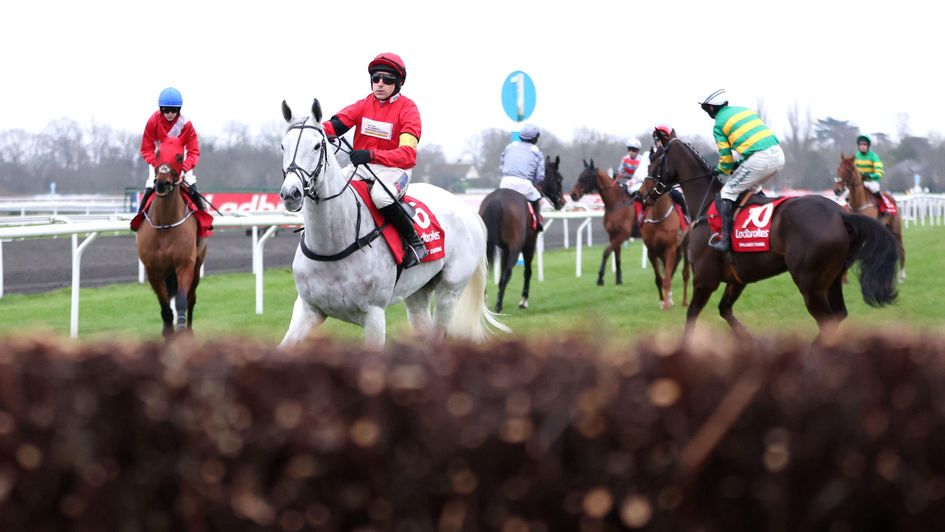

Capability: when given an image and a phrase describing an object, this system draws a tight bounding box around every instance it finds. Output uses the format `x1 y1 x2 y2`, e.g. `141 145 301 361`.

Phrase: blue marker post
501 71 536 141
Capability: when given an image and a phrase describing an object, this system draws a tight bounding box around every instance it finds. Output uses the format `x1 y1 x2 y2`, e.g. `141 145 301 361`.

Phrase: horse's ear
311 98 323 122
583 159 588 168
281 100 292 122
554 155 560 168
590 158 595 168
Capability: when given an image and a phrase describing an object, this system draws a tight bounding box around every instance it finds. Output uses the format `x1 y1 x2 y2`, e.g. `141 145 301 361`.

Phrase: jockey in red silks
321 53 427 269
138 87 204 212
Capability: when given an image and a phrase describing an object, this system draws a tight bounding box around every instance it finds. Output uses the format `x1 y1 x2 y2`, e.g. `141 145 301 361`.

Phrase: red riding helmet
655 124 673 137
368 53 407 81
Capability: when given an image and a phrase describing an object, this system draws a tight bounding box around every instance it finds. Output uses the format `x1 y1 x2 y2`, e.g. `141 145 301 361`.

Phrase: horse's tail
448 216 511 341
842 213 898 307
480 199 502 266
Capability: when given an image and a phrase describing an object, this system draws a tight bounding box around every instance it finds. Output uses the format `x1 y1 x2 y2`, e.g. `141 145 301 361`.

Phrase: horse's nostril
292 189 301 199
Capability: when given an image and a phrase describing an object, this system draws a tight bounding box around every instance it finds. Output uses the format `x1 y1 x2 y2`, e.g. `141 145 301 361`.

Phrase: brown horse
638 176 690 310
135 138 208 336
480 155 567 312
649 131 898 343
835 154 906 282
569 159 638 286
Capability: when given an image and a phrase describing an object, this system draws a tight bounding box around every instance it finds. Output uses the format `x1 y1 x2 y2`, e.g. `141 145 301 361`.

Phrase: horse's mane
672 138 714 173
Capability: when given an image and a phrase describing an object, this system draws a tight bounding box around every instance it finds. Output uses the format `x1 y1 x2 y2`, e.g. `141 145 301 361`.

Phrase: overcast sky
4 0 941 161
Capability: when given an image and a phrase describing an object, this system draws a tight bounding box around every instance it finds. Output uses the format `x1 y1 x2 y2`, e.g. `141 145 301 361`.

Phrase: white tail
447 219 511 341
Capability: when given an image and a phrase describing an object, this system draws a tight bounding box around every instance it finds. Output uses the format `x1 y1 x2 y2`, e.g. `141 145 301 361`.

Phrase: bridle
648 138 720 221
283 118 352 205
145 165 194 230
153 163 181 197
282 118 387 262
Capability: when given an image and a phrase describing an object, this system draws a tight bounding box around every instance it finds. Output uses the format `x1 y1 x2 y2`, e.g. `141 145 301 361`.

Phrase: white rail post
71 232 99 338
641 243 648 269
138 260 145 283
254 225 279 314
563 219 569 249
251 226 259 274
538 219 554 282
0 239 4 299
575 218 591 277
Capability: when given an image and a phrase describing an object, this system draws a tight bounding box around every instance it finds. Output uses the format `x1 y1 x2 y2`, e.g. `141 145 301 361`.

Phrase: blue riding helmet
158 87 183 107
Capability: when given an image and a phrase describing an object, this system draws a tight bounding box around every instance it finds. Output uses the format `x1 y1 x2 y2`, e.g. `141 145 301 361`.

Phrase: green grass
1 225 942 343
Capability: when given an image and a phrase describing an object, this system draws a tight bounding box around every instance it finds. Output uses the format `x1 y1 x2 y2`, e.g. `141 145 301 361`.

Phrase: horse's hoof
495 304 503 313
616 279 623 285
518 300 528 310
596 279 604 286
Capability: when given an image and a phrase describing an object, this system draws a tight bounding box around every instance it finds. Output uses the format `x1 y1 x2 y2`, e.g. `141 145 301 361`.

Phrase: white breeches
499 176 541 201
720 145 785 201
863 180 881 193
346 164 412 209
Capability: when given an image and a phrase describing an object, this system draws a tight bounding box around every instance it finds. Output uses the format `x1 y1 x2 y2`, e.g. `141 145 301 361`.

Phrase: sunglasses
161 106 181 114
371 74 398 85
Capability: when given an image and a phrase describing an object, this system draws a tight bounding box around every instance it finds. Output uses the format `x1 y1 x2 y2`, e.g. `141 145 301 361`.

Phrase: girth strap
298 225 387 262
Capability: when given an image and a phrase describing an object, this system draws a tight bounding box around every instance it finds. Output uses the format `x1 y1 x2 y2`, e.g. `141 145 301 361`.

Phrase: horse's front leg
613 244 623 285
662 247 679 310
597 242 616 286
147 273 174 336
279 296 326 347
174 266 195 332
363 306 386 350
685 279 720 338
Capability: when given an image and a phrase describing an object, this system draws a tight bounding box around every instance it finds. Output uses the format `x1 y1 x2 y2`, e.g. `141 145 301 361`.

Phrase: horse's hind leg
613 244 623 285
404 284 435 337
519 239 536 309
827 276 847 322
892 217 906 282
597 242 616 286
279 296 326 348
718 283 750 338
187 252 205 328
495 245 517 313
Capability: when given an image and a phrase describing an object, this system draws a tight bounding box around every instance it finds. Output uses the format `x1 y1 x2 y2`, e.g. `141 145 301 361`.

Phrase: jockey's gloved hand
349 150 373 165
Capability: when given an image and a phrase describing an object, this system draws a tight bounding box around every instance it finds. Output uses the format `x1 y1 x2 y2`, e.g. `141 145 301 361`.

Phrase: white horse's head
280 99 328 212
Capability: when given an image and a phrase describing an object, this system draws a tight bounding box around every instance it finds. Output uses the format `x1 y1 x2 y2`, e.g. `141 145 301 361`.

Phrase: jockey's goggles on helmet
371 74 398 85
161 106 181 114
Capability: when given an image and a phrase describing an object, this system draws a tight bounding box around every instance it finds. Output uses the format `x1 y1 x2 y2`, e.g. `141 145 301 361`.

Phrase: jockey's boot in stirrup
138 187 154 213
380 204 427 268
530 199 544 232
186 183 206 211
709 198 735 252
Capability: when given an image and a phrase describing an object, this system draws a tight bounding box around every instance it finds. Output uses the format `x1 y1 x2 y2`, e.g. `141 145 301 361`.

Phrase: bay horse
570 159 638 286
835 154 906 282
135 137 208 336
278 100 508 348
638 176 690 310
479 155 567 312
649 132 898 343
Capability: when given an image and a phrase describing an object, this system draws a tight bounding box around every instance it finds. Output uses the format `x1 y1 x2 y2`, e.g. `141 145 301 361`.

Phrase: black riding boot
380 204 428 269
709 198 735 252
185 183 206 211
138 187 154 213
670 189 691 223
530 199 544 232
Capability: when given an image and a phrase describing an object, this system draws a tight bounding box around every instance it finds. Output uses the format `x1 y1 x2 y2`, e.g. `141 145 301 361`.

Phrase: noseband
283 119 349 204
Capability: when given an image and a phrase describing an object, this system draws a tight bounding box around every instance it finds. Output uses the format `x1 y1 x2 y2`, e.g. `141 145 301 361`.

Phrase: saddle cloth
708 195 795 252
131 189 214 238
876 193 898 215
350 180 445 265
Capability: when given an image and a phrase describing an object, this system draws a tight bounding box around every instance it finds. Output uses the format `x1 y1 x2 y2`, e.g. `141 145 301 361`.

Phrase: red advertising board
202 193 286 213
